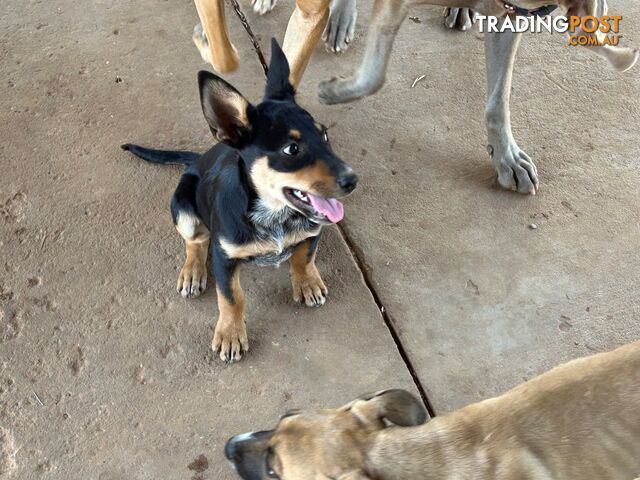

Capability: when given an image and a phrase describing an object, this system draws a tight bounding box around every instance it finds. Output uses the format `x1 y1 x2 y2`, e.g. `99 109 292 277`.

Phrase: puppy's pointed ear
264 38 295 100
350 390 427 429
198 71 253 145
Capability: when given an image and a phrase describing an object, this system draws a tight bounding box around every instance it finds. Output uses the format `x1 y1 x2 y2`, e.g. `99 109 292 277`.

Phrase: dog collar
502 2 558 17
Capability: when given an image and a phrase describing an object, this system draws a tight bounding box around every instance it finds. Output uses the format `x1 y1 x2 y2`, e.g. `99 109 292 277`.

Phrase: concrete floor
1 0 639 478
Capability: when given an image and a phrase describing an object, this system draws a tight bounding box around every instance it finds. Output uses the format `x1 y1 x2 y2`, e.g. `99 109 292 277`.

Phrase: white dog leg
323 0 357 53
573 31 638 73
318 0 408 104
484 26 538 194
444 8 477 31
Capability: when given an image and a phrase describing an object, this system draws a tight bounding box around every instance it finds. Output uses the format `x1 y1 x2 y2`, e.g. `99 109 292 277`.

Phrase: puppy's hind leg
484 24 538 195
318 0 409 104
173 174 210 298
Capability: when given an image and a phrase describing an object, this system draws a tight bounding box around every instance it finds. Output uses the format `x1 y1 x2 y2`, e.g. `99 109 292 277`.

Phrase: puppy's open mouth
283 188 344 223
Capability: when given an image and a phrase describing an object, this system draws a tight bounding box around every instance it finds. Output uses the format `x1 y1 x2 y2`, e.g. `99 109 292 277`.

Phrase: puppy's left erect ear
350 389 428 429
264 38 295 100
198 70 254 145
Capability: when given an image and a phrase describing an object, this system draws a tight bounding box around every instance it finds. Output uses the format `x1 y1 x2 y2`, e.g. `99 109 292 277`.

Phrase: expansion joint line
336 223 437 418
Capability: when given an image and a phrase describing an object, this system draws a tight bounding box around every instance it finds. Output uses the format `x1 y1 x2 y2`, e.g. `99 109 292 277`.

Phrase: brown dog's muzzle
225 430 274 480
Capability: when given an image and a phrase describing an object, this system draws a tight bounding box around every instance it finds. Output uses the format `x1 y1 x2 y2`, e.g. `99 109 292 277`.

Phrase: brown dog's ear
198 70 253 145
351 389 427 428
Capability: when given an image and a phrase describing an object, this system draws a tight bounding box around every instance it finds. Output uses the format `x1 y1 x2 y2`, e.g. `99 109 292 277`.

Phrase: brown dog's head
225 390 427 480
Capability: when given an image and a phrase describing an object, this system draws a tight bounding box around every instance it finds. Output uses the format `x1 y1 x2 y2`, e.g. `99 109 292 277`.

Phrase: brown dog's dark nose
338 173 358 194
225 437 238 461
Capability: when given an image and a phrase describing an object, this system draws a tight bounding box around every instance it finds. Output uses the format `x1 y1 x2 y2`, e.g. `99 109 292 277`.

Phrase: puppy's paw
291 270 328 308
212 318 249 363
443 8 477 31
488 141 539 195
252 0 277 15
323 0 357 53
177 259 207 298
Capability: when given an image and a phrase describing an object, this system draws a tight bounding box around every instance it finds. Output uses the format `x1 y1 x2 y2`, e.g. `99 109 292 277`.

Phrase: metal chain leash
227 0 269 77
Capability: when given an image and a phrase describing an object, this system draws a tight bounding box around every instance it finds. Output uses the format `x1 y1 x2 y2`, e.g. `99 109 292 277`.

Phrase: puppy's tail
121 144 199 166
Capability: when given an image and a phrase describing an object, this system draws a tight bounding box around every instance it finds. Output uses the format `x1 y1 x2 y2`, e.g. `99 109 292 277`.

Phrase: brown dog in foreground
225 341 640 479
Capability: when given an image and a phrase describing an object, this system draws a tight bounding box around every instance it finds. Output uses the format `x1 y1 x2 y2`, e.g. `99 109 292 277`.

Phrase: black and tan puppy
122 40 357 363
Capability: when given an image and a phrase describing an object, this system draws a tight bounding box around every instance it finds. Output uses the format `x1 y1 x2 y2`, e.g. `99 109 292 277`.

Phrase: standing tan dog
192 0 358 87
226 341 640 479
194 0 637 194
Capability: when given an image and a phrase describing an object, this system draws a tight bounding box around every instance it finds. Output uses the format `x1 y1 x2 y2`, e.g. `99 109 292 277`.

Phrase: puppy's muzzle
337 172 358 194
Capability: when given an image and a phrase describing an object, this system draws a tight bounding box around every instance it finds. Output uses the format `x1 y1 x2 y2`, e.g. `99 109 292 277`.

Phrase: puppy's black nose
338 173 358 193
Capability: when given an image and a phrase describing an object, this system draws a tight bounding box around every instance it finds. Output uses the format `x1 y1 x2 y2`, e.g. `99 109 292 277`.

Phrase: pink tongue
307 193 344 223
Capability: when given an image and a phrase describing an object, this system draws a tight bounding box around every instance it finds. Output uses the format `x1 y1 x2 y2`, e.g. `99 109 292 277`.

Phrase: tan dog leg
289 238 327 307
567 2 638 72
193 0 239 73
212 268 249 363
175 213 211 298
283 0 331 87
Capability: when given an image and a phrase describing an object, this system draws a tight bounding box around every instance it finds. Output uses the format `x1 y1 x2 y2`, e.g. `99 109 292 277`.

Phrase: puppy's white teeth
293 189 309 202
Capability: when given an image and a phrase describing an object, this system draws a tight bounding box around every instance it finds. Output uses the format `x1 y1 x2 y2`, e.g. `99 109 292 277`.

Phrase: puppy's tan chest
219 229 319 265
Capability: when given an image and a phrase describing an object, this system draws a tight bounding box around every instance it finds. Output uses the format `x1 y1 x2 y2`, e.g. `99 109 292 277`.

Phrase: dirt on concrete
0 1 418 478
306 3 640 411
1 0 639 478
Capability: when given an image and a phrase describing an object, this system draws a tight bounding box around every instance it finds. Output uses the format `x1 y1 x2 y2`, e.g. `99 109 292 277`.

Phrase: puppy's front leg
484 24 538 195
290 236 328 307
211 248 248 363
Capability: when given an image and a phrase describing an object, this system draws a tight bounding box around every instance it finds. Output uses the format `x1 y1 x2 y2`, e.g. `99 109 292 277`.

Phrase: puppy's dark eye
283 143 299 156
322 129 329 142
266 448 280 479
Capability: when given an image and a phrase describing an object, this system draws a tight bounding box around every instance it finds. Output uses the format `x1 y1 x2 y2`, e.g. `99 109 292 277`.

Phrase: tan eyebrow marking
290 129 301 139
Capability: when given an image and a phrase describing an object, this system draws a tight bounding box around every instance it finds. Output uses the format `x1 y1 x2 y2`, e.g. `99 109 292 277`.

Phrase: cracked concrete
1 0 639 478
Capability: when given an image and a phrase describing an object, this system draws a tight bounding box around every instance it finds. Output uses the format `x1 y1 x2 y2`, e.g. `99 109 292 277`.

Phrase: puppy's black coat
122 40 357 363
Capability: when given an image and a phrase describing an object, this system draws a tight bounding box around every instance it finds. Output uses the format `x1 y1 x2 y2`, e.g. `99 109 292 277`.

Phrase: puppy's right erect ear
198 71 254 146
264 39 295 100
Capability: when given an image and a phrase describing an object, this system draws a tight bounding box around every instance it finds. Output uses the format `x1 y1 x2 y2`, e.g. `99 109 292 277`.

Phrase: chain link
227 0 269 77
